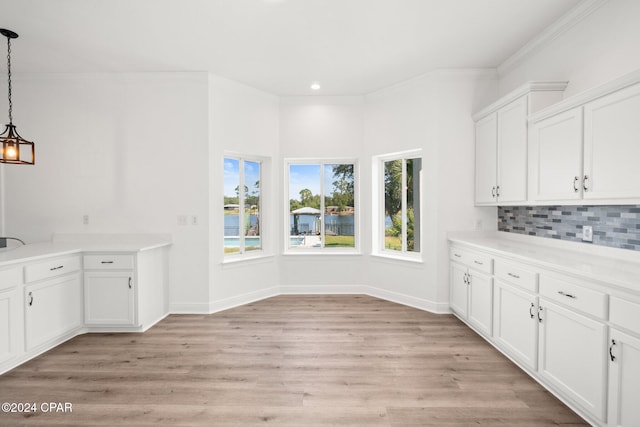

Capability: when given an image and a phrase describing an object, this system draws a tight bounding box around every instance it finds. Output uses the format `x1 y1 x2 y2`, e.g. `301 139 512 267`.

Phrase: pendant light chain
6 36 12 124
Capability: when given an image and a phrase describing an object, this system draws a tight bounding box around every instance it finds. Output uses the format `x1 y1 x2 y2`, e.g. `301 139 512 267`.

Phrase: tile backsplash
498 205 640 251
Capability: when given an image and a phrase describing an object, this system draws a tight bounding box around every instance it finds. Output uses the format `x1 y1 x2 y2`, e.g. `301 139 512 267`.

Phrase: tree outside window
383 157 421 253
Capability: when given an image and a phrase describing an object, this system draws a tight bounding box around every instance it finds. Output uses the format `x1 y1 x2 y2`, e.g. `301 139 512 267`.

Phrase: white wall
363 70 497 311
278 96 366 290
499 0 640 97
208 74 281 309
2 73 211 308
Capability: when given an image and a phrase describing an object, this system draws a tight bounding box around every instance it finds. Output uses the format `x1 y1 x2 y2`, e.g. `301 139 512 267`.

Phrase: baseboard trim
208 286 280 314
169 302 212 314
171 285 450 316
364 286 451 314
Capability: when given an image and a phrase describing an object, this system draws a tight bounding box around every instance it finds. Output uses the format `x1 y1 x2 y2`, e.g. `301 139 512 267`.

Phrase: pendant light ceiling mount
0 28 35 165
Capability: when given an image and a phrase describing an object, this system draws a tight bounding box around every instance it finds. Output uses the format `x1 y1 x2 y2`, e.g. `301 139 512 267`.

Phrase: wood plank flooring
0 295 587 426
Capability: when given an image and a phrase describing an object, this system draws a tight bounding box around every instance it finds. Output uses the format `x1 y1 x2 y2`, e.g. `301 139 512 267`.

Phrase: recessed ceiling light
310 81 321 91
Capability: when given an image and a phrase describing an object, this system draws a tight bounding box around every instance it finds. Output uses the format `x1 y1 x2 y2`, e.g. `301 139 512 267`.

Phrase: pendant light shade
0 28 34 165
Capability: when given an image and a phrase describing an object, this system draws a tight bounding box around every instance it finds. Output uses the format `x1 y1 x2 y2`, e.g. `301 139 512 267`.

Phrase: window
224 156 262 255
380 153 421 255
286 160 357 251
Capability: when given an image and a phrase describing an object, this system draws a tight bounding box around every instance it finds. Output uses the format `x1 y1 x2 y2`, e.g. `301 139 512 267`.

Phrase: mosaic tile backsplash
498 205 640 251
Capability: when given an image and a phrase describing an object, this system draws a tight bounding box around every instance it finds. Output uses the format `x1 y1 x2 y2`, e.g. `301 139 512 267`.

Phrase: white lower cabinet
449 247 493 337
0 288 21 367
607 329 640 427
84 271 135 326
24 273 82 352
493 280 538 370
538 299 607 422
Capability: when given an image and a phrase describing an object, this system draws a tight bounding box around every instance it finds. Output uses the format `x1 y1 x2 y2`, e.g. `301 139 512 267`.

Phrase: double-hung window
285 159 358 252
376 151 422 257
223 156 262 255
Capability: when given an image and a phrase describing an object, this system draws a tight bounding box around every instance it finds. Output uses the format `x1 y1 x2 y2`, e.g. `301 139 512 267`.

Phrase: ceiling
0 0 582 96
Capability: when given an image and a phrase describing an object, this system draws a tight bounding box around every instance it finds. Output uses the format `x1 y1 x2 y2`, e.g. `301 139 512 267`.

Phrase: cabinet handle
28 291 33 306
463 273 468 284
537 306 543 323
128 277 132 289
49 265 64 271
473 260 483 265
467 274 472 285
491 187 496 198
573 176 579 192
558 291 576 299
101 261 114 264
496 185 500 197
583 175 589 192
609 339 616 362
454 253 462 258
508 272 520 279
529 303 535 319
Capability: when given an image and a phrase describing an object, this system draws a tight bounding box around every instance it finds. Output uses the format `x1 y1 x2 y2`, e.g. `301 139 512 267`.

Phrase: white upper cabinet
527 71 640 205
583 83 640 200
475 113 498 205
473 82 567 206
497 96 529 203
529 107 584 202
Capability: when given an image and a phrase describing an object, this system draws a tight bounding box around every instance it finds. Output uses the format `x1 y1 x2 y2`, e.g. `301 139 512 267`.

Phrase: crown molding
497 0 609 76
529 68 640 123
472 81 568 122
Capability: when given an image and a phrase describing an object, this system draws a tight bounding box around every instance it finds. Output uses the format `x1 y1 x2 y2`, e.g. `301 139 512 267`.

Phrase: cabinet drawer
539 275 607 319
610 297 640 336
0 266 21 291
494 259 538 293
83 254 134 270
24 255 81 283
449 247 493 274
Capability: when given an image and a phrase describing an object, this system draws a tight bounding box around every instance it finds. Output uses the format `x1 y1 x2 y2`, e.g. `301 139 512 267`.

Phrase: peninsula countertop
0 234 171 268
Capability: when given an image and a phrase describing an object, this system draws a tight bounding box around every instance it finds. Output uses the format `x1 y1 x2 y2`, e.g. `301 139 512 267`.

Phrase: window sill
370 252 423 264
282 250 362 257
222 253 275 266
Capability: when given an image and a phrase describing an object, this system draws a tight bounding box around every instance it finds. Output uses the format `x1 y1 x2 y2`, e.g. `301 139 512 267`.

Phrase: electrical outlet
582 225 593 242
177 215 187 226
83 214 89 225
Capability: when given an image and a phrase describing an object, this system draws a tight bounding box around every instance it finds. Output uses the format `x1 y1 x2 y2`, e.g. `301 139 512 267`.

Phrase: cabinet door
468 271 492 336
608 329 640 427
493 280 538 370
529 107 583 202
497 95 528 203
0 288 21 366
450 263 468 318
538 299 607 422
84 272 135 326
475 113 498 205
584 83 640 200
25 273 82 352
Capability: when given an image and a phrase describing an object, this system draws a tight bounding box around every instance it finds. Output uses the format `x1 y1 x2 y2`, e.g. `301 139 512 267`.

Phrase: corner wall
2 72 211 309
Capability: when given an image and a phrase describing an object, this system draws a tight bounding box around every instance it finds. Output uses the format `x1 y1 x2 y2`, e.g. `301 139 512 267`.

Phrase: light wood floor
0 295 586 426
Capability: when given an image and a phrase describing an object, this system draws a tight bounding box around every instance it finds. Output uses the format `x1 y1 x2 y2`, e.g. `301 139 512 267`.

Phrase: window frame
223 153 265 260
373 150 423 262
284 157 360 255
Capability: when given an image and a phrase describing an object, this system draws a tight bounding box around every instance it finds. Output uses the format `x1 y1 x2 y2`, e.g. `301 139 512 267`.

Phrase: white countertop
448 231 640 295
0 234 171 267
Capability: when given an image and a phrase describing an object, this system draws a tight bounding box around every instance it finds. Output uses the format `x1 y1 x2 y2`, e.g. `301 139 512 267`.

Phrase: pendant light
0 29 34 165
